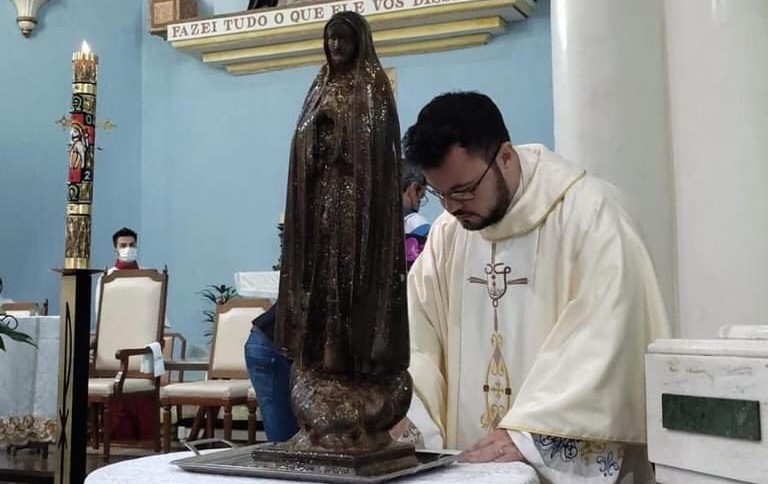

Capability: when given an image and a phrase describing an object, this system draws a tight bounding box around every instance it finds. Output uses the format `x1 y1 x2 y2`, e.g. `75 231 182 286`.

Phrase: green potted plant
0 277 35 350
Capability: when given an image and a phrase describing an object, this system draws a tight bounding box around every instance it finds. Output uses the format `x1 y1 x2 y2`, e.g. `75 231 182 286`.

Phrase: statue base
250 442 419 477
290 368 413 451
172 442 457 483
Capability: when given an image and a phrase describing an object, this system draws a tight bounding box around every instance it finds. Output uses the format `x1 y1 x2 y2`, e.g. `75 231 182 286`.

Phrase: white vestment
406 144 672 481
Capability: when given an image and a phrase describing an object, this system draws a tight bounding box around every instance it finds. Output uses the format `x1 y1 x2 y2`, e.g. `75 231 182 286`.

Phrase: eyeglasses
425 144 501 202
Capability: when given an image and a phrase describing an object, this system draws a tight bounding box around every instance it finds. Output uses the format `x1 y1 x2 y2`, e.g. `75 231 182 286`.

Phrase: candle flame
80 40 91 54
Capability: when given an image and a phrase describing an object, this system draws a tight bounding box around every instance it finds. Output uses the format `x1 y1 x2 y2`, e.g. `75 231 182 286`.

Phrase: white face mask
118 247 138 263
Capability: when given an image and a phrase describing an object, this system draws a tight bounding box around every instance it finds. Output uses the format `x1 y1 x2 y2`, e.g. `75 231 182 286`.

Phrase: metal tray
172 440 457 483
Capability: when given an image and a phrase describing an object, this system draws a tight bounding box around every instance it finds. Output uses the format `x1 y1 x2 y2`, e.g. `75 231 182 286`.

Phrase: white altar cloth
0 316 60 445
234 271 279 299
84 450 541 484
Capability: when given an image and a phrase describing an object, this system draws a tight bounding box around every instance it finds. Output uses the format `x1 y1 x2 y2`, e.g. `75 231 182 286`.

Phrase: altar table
84 450 541 484
0 316 60 446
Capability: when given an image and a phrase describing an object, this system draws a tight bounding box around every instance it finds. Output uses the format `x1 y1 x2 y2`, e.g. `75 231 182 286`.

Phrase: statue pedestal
289 369 412 450
251 442 418 477
172 443 457 482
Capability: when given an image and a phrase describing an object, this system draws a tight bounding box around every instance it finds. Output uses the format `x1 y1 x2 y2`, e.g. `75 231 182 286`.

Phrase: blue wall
1 0 552 350
0 0 143 313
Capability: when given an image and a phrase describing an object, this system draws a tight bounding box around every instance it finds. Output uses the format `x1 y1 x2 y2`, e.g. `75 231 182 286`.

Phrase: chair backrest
209 298 271 379
93 269 168 376
2 300 47 317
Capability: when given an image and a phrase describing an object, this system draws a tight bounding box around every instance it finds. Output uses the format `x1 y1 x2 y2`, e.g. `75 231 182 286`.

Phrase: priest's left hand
458 429 525 463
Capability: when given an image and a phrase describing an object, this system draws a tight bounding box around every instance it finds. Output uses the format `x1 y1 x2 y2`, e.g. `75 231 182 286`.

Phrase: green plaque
662 393 761 441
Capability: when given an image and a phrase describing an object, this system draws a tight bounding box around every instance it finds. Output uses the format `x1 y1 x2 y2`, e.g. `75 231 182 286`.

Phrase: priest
400 92 672 483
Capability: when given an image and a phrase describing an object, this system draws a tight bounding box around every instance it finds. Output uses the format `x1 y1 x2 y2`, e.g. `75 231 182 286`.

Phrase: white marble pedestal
646 327 768 483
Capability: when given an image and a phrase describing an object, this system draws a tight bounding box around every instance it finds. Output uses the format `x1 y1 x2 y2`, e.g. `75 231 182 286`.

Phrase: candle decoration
64 41 98 270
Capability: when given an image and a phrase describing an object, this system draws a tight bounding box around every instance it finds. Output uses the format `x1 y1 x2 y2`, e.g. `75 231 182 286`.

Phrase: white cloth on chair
141 342 166 377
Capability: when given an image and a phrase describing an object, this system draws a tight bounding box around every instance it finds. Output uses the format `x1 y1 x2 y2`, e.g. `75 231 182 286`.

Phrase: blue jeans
244 328 298 442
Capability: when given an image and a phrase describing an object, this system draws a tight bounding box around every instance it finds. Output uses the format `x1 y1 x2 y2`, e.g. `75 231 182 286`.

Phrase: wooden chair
247 387 259 444
2 299 48 316
88 269 168 461
160 298 269 453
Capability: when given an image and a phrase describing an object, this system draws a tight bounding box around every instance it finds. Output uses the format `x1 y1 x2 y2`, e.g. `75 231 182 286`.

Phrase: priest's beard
457 172 512 231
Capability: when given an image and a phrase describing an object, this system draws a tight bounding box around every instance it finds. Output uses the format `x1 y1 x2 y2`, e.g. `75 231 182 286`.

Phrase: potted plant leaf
0 315 35 351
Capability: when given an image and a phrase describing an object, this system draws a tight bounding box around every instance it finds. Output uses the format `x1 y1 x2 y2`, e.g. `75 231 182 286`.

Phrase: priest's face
424 143 518 231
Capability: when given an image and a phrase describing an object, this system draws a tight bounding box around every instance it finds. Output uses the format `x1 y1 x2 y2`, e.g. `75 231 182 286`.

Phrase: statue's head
325 18 357 67
70 125 82 144
323 12 375 73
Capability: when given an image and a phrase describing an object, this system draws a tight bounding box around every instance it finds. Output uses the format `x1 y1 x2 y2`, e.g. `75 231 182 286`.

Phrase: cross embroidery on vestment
467 243 528 431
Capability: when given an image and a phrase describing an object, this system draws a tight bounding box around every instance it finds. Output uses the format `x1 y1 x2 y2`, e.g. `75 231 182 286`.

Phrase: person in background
110 227 139 271
402 162 431 270
245 304 298 442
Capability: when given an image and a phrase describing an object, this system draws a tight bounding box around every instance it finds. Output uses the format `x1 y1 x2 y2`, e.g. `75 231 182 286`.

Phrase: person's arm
400 218 452 446
510 432 624 484
499 182 672 445
392 394 443 449
458 429 625 483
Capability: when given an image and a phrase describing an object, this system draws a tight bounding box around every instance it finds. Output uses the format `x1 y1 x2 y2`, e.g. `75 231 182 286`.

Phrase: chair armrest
113 346 157 395
115 347 153 360
163 359 208 372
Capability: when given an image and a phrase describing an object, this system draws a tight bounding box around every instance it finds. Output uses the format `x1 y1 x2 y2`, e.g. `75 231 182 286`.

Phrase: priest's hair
403 91 510 170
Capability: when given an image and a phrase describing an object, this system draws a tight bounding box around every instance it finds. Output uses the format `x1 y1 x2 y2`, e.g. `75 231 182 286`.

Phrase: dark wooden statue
273 10 414 463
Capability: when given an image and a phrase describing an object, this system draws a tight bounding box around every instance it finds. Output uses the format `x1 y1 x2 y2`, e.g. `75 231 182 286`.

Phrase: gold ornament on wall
10 0 48 37
149 0 198 38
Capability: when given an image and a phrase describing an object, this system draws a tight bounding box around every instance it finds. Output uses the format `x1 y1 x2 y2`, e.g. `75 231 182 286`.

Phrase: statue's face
326 21 358 67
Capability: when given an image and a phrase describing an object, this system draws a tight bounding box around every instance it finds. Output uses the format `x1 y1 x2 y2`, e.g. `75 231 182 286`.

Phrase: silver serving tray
172 441 457 483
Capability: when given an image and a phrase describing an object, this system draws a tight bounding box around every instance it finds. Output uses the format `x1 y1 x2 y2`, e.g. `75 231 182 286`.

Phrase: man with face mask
112 227 139 270
399 92 672 484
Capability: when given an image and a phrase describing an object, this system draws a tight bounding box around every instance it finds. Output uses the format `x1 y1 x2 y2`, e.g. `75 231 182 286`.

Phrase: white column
665 0 768 338
550 0 678 323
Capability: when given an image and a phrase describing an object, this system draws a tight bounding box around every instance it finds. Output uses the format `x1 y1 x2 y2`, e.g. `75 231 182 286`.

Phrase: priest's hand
458 429 525 463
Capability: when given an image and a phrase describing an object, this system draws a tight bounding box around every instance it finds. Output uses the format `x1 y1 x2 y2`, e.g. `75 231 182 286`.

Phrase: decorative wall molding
164 0 536 75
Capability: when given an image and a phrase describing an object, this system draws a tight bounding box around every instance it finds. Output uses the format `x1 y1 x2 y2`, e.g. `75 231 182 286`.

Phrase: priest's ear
496 141 517 168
